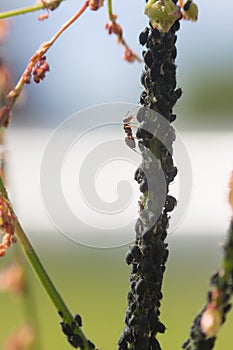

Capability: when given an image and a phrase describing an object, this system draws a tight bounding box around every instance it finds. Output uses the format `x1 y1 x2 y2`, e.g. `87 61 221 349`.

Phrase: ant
123 113 139 153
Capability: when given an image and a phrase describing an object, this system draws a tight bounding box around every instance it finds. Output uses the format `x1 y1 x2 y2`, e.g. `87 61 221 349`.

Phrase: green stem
0 175 91 349
0 1 64 20
107 0 113 20
15 221 73 323
0 4 44 19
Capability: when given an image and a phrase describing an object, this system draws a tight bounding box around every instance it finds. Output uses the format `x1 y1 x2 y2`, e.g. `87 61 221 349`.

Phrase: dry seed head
0 195 17 257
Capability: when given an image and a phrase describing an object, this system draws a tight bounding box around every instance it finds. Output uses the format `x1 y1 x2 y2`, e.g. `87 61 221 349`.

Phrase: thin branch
0 4 45 19
105 0 142 63
0 0 90 127
0 0 64 20
0 175 94 349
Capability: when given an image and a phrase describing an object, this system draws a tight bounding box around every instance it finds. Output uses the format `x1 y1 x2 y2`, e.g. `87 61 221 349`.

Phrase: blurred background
0 0 233 349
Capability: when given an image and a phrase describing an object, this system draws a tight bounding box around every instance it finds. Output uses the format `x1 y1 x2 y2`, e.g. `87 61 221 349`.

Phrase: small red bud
32 57 50 84
200 303 223 337
33 75 40 84
0 106 12 127
123 48 136 63
41 62 49 72
38 13 49 21
89 0 104 11
23 75 31 84
105 21 122 36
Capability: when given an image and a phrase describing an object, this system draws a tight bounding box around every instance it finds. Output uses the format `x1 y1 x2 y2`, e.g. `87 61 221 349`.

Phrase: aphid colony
59 312 96 349
119 9 180 348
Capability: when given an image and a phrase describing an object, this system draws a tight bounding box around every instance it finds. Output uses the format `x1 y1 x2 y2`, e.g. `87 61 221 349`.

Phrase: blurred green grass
175 67 233 131
1 233 233 349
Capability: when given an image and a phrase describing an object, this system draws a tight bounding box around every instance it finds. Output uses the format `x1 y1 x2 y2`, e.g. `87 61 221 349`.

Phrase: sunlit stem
107 0 114 21
0 175 91 349
0 1 65 20
0 4 45 19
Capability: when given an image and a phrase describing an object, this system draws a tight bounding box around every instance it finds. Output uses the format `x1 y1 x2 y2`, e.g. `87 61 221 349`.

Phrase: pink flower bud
105 21 123 37
89 0 104 11
200 303 223 337
32 56 50 84
38 13 50 21
123 49 136 63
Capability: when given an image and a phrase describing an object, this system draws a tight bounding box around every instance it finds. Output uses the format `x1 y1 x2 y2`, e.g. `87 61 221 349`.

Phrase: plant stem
118 20 180 350
0 175 92 349
0 0 66 20
0 4 44 19
0 177 70 318
106 0 141 62
49 0 89 45
107 0 113 21
15 221 73 323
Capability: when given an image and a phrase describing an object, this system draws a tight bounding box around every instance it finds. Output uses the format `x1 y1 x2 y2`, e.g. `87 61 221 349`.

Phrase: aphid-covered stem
118 2 181 349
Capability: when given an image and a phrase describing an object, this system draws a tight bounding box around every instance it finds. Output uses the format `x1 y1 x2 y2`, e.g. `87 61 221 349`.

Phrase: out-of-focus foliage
0 235 232 350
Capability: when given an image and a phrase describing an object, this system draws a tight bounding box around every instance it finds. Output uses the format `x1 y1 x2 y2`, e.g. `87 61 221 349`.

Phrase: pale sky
1 0 233 127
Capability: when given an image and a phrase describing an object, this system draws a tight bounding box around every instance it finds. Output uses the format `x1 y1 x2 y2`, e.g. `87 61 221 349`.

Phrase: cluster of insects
58 312 96 349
